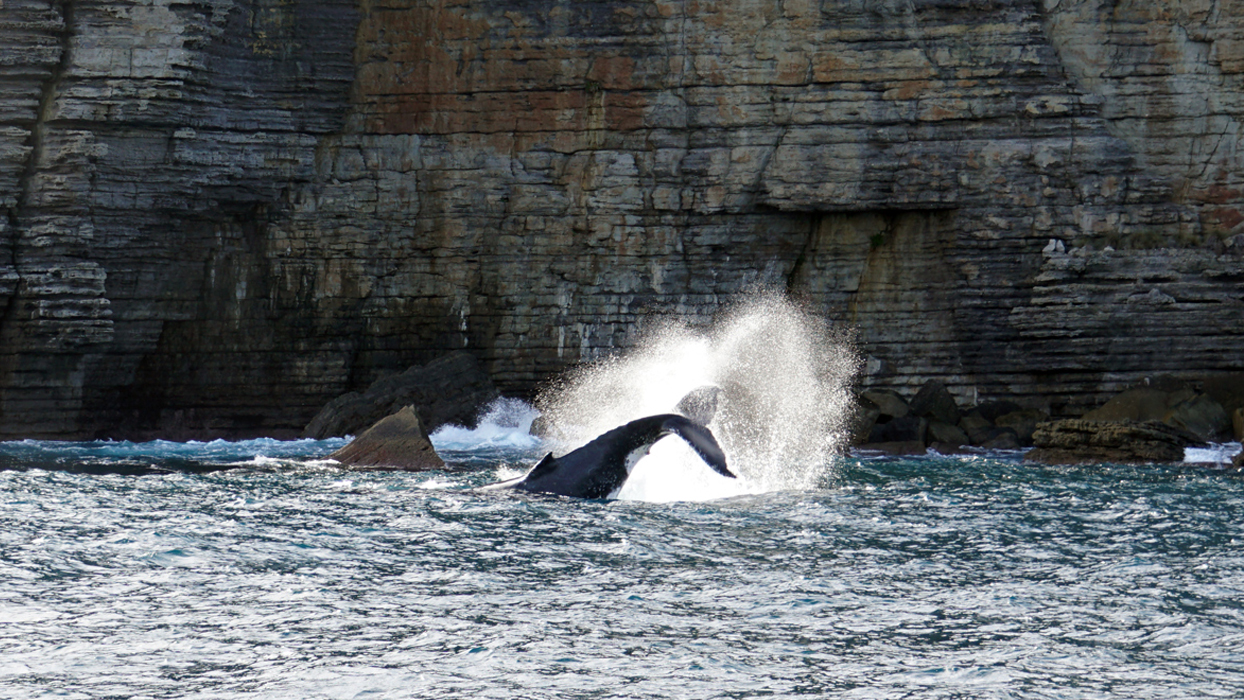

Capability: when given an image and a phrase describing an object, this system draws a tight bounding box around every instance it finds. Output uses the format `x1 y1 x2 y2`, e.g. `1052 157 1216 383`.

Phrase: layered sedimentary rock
0 0 1241 438
1027 419 1196 465
1 0 359 438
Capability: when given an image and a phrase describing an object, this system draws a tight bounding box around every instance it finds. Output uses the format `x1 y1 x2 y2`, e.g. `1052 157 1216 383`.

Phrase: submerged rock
305 351 499 439
1026 419 1198 465
329 406 445 471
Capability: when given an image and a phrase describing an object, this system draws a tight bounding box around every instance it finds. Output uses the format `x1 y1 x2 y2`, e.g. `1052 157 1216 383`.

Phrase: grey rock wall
0 0 1241 438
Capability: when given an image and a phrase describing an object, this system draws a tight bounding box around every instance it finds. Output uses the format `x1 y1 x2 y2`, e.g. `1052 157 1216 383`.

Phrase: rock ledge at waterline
850 375 1244 467
328 406 445 472
1026 419 1198 466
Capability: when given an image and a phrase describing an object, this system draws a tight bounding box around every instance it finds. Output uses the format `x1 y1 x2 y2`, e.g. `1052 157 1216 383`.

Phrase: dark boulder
927 419 968 447
1026 419 1198 465
328 406 445 471
958 410 995 445
1199 372 1244 422
869 415 927 444
973 400 1023 423
1082 387 1184 423
861 389 908 420
994 409 1048 447
1164 393 1230 441
979 427 1022 450
847 396 883 445
908 380 961 425
304 351 499 439
1081 385 1230 441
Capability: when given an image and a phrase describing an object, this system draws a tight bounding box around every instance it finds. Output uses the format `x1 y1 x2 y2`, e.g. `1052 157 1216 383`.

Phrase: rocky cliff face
1 0 1241 439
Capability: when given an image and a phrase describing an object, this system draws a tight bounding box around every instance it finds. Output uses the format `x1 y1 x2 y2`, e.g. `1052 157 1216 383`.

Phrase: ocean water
2 427 1243 699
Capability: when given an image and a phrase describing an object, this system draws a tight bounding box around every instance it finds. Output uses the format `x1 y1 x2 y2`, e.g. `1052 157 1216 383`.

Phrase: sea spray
536 293 859 496
430 397 542 451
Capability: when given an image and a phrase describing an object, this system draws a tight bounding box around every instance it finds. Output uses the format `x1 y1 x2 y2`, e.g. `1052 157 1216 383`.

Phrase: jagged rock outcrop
0 0 1241 438
328 406 445 472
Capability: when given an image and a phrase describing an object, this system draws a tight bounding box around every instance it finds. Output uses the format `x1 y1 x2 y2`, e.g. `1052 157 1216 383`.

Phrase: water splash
536 292 859 499
430 398 542 451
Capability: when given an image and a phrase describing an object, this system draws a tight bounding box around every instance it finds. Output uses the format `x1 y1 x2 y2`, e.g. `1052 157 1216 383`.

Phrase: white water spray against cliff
536 293 859 499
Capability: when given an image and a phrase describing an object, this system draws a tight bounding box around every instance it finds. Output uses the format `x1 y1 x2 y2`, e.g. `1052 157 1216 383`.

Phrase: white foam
612 436 762 503
430 397 542 451
1184 442 1241 465
415 478 460 490
491 466 528 482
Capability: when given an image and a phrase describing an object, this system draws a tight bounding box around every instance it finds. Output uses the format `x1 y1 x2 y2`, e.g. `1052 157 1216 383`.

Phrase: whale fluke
486 413 734 499
675 385 721 425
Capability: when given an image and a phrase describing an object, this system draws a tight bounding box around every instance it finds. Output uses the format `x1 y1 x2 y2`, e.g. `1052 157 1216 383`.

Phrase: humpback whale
484 413 735 499
674 385 721 426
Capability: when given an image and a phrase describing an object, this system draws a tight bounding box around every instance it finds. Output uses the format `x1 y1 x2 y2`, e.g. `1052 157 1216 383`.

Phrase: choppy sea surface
2 428 1243 699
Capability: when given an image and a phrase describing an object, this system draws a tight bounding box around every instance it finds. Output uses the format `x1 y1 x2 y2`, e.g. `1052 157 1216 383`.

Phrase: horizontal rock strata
1027 419 1197 466
0 0 1241 438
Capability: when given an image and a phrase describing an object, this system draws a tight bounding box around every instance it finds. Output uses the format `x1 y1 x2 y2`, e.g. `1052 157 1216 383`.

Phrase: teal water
1 437 1243 699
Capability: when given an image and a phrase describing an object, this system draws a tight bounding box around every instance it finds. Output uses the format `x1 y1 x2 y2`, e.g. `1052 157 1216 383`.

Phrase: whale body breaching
484 413 735 499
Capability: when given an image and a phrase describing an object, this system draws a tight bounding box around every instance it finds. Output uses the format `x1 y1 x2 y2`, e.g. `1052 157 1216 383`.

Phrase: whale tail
660 415 734 479
675 386 721 425
487 412 734 499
